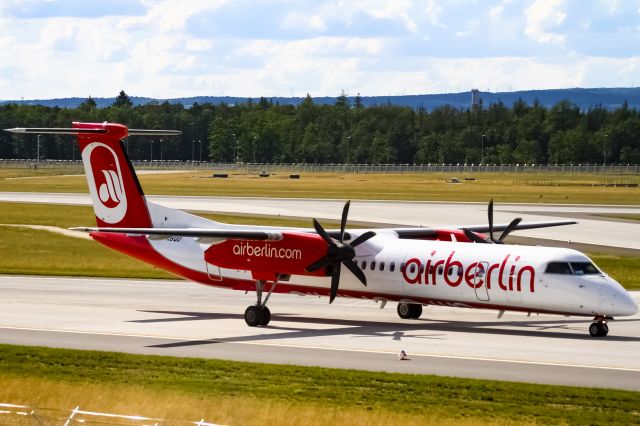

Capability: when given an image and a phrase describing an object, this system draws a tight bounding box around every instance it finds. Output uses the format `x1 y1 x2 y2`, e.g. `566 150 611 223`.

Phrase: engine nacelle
204 232 329 280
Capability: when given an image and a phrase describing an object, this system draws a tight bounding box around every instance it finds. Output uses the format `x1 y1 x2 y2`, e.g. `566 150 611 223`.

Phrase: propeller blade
498 217 523 242
488 199 495 242
313 218 334 246
306 256 331 273
339 200 350 243
350 231 376 247
344 259 367 286
463 228 488 244
329 263 341 304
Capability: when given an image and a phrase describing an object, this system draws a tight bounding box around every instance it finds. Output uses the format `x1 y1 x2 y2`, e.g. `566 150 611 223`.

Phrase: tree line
1 90 639 164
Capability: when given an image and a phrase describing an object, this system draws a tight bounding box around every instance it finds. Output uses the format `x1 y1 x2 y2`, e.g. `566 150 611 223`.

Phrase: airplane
5 122 638 337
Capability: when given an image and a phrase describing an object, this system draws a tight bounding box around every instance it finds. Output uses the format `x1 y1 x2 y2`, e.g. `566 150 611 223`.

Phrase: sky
0 0 639 100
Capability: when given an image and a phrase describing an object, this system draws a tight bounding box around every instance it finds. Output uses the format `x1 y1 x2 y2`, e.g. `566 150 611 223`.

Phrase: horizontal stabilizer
4 127 181 136
71 227 283 241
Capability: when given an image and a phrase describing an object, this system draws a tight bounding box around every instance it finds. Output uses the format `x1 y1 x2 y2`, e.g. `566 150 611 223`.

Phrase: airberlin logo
81 142 128 224
401 250 536 293
233 241 302 260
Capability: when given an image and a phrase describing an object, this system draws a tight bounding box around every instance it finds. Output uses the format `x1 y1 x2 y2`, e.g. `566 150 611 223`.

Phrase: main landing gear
397 303 423 319
589 316 609 337
244 280 276 327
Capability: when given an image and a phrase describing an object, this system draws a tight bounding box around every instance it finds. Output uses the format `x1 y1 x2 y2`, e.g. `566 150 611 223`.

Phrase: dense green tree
113 90 133 108
1 95 639 165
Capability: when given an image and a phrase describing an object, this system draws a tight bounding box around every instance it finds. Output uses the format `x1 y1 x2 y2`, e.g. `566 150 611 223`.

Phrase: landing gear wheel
589 322 609 337
397 303 411 319
409 304 423 319
244 305 262 327
260 306 271 326
397 303 422 319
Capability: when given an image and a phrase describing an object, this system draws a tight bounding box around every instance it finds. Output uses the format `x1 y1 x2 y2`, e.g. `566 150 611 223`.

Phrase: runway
2 275 640 391
1 192 640 251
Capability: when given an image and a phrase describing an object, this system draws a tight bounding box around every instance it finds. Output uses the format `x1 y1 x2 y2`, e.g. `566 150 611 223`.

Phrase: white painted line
2 325 639 373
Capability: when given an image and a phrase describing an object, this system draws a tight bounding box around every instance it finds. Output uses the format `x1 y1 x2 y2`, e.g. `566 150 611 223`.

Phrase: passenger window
437 266 443 275
370 261 376 270
545 262 572 274
409 264 416 274
419 265 425 274
571 262 600 275
362 261 367 270
379 262 385 271
390 262 395 272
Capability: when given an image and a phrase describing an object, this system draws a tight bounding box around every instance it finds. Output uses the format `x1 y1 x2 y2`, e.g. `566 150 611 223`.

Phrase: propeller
463 199 522 244
305 201 376 303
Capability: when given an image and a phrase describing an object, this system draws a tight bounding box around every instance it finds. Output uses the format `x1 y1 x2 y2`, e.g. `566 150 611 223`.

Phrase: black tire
589 322 608 337
409 304 423 319
397 303 412 319
260 306 271 326
244 305 262 327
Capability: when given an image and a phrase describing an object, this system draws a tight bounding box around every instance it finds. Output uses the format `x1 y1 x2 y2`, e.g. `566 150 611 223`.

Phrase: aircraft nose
616 290 639 316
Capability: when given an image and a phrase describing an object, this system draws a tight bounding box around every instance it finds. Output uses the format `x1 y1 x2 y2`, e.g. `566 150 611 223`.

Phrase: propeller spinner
463 199 522 244
305 201 376 303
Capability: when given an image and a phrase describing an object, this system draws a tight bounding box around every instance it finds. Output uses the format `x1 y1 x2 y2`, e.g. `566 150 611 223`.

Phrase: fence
0 402 225 425
0 159 639 175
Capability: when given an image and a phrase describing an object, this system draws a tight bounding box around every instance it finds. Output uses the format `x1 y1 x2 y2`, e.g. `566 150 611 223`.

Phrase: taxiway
1 276 639 391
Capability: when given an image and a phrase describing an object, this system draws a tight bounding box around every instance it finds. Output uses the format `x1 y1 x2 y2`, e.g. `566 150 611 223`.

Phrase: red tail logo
82 142 128 224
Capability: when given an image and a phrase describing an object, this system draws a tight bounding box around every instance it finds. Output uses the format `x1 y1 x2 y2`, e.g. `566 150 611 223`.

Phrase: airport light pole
346 136 351 164
150 139 153 162
160 138 163 162
199 139 202 162
603 134 608 166
481 134 485 164
192 140 195 162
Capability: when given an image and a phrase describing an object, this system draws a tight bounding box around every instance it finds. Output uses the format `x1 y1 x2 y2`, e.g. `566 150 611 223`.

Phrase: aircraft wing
389 219 577 239
72 219 576 242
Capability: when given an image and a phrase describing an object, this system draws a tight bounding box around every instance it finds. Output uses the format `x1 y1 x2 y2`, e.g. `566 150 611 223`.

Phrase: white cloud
525 0 567 44
1 0 640 99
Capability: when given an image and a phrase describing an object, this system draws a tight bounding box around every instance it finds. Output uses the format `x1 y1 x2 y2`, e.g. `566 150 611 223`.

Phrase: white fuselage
149 224 637 318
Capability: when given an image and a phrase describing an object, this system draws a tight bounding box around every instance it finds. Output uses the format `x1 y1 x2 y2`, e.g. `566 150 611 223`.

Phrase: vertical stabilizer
74 122 153 228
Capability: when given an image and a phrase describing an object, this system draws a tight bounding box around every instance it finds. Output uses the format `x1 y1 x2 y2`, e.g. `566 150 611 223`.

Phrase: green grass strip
0 344 638 425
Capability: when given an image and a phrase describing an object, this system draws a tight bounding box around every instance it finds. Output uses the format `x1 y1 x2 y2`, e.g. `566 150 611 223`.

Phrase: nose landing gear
589 316 609 337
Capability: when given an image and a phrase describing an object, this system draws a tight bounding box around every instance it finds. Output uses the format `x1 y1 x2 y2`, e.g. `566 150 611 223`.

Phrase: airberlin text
232 242 302 261
401 250 536 292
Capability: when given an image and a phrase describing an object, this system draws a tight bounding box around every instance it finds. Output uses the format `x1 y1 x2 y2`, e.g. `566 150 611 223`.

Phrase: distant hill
2 87 639 110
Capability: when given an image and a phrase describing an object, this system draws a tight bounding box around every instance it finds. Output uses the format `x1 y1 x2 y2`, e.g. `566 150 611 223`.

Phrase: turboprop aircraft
5 122 638 337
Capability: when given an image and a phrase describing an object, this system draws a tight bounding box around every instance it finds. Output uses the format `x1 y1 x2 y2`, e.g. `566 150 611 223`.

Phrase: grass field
2 167 640 204
1 202 639 289
0 344 638 425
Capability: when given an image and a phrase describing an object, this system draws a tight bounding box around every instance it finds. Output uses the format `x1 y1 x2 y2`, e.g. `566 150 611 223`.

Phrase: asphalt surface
1 192 639 251
2 276 639 391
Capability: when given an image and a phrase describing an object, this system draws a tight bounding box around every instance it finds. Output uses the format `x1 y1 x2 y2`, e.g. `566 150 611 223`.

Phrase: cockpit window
545 262 573 274
570 262 600 275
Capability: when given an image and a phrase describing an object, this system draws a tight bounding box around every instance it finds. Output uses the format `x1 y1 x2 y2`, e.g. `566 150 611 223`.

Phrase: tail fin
74 122 155 228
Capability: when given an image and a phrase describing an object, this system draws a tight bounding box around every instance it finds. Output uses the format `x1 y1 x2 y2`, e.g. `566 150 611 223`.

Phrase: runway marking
2 325 639 373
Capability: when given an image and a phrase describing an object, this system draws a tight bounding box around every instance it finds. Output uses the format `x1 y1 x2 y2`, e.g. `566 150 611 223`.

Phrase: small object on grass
212 173 228 178
289 174 300 179
259 171 270 177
